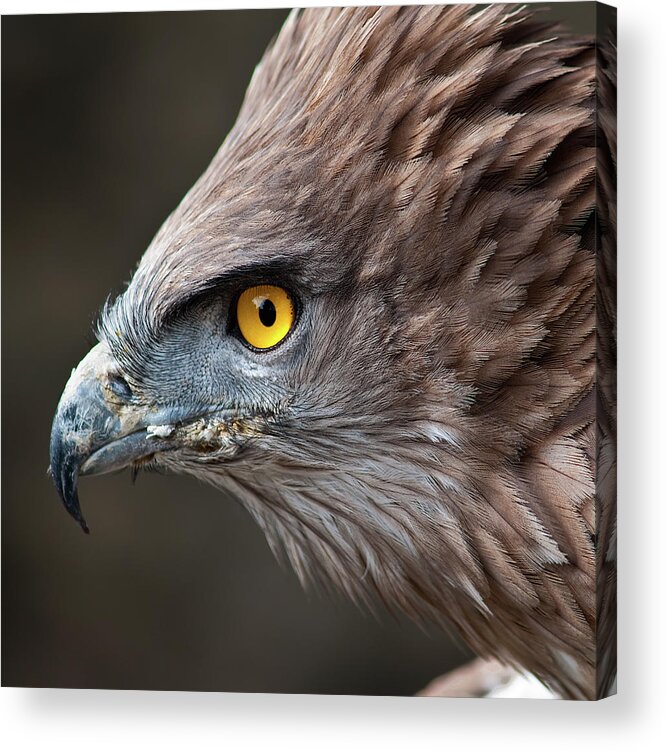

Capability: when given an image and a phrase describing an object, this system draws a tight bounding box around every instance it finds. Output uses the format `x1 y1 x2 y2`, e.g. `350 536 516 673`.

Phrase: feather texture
97 4 617 699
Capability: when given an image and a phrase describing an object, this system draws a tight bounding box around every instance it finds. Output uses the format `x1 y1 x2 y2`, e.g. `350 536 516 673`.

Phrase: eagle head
49 5 616 700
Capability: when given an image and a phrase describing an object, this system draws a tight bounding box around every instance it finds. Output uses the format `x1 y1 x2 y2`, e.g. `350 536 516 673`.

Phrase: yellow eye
236 285 295 350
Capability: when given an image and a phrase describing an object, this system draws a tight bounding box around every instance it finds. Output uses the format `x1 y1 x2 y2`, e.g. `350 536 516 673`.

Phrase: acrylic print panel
2 3 616 699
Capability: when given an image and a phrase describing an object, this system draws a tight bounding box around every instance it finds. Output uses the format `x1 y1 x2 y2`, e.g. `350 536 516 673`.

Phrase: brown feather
99 4 617 699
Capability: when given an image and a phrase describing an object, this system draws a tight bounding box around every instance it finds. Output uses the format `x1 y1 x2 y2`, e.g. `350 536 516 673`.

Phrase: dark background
2 4 594 694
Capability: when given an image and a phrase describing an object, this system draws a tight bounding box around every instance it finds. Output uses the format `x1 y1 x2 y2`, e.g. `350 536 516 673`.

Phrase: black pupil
258 298 277 327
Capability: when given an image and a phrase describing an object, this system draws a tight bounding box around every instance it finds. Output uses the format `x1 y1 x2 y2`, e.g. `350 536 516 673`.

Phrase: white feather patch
147 424 175 439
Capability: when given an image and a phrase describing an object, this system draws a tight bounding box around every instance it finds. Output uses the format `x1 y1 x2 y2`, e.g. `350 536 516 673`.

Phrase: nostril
107 374 133 401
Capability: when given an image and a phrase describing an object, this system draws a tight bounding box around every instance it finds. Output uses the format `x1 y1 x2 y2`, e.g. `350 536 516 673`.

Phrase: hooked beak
49 343 183 532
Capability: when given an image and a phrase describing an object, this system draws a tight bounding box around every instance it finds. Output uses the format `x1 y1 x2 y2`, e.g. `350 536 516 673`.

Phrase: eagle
49 4 616 699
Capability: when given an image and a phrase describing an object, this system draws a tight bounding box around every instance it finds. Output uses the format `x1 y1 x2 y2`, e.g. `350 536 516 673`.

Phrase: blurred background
2 4 594 695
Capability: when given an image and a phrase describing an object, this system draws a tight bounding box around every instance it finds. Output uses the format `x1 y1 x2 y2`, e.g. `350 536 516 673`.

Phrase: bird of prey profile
49 4 616 699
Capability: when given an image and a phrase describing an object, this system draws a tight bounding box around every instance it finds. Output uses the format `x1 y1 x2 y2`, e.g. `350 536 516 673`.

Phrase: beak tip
59 486 91 535
49 442 91 535
59 484 91 535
